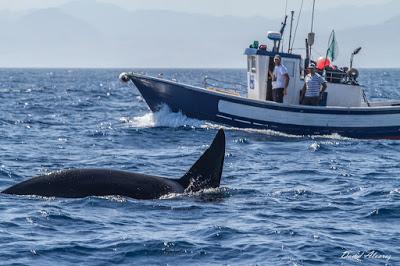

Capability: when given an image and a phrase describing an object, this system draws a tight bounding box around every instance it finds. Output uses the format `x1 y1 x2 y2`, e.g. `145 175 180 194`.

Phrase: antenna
288 11 295 53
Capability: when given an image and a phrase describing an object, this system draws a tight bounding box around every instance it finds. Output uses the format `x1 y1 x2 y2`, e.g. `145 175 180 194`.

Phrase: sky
0 0 392 18
0 0 397 67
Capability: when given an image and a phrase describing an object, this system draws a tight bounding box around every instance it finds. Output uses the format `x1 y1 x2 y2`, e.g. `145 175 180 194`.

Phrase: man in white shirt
300 63 328 106
269 54 290 103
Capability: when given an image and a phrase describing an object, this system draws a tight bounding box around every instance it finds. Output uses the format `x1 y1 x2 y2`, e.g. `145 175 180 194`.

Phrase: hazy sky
0 0 397 67
0 0 393 18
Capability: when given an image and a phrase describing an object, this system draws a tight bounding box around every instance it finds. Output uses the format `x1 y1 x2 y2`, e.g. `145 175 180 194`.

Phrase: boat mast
311 0 315 33
288 10 295 53
277 15 288 52
278 0 288 53
308 0 316 58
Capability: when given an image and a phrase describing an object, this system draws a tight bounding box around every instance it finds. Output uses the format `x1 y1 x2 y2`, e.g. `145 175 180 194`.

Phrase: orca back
3 169 184 199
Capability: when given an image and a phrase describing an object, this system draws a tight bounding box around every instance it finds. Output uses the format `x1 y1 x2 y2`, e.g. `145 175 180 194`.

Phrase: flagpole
325 30 335 65
323 30 333 74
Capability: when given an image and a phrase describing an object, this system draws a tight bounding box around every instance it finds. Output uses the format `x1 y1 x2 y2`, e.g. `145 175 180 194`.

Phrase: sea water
0 68 399 265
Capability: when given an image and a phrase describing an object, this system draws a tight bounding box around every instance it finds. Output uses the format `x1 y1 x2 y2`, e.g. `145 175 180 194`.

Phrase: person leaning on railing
300 63 327 106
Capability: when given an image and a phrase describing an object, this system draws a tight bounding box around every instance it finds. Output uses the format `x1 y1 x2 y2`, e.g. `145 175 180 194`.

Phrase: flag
327 30 339 62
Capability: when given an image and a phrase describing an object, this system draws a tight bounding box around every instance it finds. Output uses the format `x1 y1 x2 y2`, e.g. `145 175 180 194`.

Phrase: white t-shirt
272 65 288 89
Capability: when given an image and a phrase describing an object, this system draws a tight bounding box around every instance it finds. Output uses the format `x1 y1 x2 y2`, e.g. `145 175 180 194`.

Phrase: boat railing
321 68 360 86
203 76 245 96
361 89 371 107
324 70 346 83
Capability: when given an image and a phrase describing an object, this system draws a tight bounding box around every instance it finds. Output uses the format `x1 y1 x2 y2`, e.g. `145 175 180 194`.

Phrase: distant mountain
0 0 398 68
310 0 400 31
60 0 133 38
335 15 400 68
0 8 104 67
14 8 99 41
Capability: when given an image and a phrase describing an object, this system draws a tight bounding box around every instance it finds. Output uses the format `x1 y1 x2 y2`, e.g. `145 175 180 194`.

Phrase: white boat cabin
245 32 364 107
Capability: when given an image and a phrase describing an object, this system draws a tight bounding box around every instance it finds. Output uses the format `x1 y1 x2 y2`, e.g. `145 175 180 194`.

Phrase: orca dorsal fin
178 129 225 192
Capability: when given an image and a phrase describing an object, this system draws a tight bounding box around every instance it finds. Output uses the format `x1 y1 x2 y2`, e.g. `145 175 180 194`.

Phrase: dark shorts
272 88 284 103
302 96 320 106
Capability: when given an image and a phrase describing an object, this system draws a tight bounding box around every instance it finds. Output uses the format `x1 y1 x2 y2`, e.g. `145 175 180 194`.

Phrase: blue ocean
0 68 399 265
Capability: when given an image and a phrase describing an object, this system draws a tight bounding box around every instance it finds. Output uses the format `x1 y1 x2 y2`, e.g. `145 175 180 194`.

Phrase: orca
2 129 225 200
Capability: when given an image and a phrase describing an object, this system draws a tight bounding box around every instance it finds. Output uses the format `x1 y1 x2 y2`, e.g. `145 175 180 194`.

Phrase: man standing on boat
269 55 290 103
300 63 327 106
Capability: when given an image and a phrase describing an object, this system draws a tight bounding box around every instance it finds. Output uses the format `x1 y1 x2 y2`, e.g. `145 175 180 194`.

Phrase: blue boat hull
129 74 400 139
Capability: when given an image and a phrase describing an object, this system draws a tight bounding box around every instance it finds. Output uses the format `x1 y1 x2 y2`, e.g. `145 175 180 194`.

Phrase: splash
121 105 356 141
121 105 205 128
96 195 127 203
159 187 230 201
310 133 353 141
205 123 352 140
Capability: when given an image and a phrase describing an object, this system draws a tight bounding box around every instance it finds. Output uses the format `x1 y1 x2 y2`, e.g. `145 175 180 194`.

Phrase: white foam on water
159 187 229 200
204 123 350 140
121 105 356 141
390 188 400 195
310 133 353 141
309 142 321 151
96 195 127 202
122 105 206 129
159 193 183 200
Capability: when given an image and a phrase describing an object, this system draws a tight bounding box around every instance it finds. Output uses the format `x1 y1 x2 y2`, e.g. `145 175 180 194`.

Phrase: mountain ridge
0 1 398 68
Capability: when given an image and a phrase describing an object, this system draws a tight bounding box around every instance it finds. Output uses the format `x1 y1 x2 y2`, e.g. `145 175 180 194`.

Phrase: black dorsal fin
177 129 225 192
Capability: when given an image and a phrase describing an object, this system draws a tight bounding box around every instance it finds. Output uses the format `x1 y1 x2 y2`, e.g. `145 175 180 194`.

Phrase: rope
290 0 304 53
362 89 371 107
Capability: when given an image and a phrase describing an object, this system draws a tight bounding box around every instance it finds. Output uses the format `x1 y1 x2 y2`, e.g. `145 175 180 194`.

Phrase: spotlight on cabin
353 47 362 55
119 72 130 83
350 47 362 69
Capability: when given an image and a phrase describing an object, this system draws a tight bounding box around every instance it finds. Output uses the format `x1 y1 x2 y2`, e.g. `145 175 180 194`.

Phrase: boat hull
129 74 400 139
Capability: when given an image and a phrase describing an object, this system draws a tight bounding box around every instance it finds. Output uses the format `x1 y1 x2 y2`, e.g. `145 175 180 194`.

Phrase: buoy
316 57 331 70
259 44 267 50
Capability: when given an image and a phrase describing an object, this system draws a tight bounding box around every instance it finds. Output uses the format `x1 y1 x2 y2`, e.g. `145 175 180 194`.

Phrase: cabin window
247 56 257 73
284 60 295 77
300 59 305 79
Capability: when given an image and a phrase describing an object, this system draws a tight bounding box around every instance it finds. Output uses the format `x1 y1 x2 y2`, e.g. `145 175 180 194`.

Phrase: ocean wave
366 205 400 219
194 225 245 241
290 205 341 213
2 69 400 266
390 188 400 195
271 188 323 200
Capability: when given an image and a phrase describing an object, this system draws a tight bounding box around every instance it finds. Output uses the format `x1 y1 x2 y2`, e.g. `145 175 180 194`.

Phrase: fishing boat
119 4 400 139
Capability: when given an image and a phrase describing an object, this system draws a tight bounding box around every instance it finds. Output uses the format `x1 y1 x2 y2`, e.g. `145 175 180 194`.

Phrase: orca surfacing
2 130 225 200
